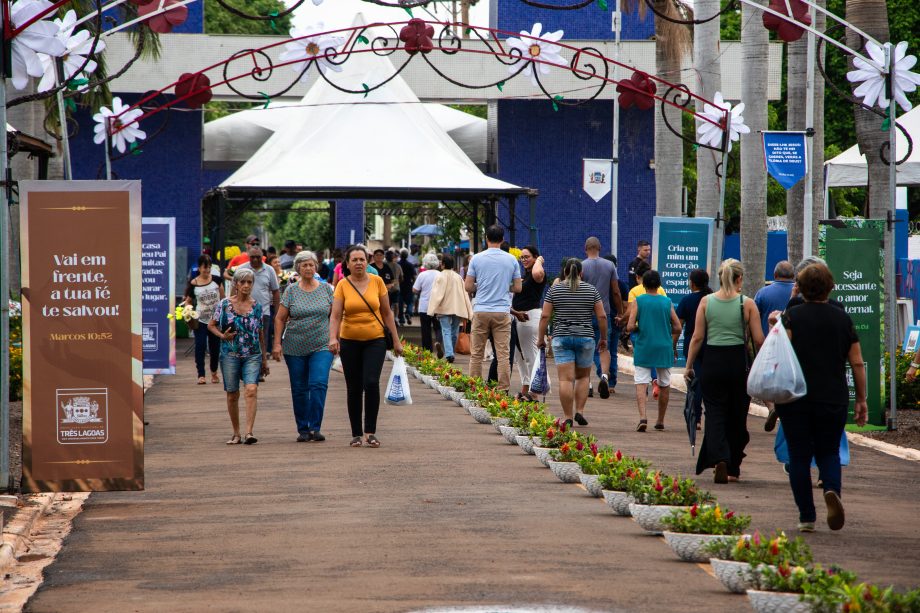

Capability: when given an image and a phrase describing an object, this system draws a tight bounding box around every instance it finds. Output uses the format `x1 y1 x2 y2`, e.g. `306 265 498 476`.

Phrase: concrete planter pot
469 406 493 424
710 558 760 594
549 461 582 483
498 425 521 445
427 377 440 390
533 446 554 467
602 490 635 516
663 532 744 563
449 390 465 405
579 473 604 497
491 417 511 434
438 385 454 399
628 504 689 535
515 435 536 455
459 398 474 411
747 590 810 613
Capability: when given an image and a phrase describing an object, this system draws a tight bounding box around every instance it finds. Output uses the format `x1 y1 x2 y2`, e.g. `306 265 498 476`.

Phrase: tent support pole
216 191 227 269
508 195 516 246
472 200 479 253
329 200 337 248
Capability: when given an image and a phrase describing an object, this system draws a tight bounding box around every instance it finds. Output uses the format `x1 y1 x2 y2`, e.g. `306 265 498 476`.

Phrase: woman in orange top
329 246 403 448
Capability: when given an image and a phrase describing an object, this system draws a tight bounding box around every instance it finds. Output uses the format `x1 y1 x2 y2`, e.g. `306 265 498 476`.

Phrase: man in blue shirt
754 261 795 335
465 225 522 391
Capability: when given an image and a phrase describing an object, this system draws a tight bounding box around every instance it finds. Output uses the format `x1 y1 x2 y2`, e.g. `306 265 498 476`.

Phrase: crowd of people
183 228 876 532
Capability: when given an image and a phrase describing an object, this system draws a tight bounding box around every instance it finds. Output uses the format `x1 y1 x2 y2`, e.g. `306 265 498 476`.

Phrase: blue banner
762 131 808 190
651 217 715 368
142 218 175 375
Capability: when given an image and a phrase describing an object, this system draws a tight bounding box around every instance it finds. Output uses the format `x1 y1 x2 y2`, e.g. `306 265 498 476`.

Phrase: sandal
636 419 648 432
226 434 241 445
350 437 363 448
243 433 258 445
197 377 206 385
210 373 219 384
654 423 665 431
365 435 381 448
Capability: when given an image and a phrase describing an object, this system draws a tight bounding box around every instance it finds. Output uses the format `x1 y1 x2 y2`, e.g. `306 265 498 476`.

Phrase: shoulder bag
740 295 754 374
346 277 394 350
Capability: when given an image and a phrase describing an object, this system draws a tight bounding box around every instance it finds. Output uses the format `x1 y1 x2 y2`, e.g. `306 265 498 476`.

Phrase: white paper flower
10 0 67 90
37 10 105 93
506 23 565 87
279 22 345 82
696 91 749 152
847 41 920 112
93 97 146 154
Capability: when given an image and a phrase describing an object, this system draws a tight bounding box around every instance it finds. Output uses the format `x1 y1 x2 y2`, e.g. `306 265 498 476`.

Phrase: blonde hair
718 258 744 290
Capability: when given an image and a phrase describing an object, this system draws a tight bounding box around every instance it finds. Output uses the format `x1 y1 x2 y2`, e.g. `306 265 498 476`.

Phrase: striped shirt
546 281 601 338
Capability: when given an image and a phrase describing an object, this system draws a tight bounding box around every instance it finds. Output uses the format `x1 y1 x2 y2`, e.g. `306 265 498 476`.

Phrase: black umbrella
683 377 703 455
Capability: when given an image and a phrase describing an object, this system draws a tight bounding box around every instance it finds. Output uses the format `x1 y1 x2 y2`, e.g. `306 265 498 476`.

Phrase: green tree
203 0 292 35
264 202 334 252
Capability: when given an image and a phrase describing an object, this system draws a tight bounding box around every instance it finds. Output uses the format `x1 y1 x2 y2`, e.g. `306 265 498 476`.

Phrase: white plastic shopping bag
746 319 807 403
529 348 551 396
385 357 413 406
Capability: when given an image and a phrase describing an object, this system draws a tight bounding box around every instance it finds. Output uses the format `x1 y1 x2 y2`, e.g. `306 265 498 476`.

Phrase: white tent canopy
825 104 920 188
205 101 487 167
219 15 522 199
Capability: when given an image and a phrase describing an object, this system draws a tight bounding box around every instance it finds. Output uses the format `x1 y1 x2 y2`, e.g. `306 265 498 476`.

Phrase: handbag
187 317 199 331
455 320 471 355
346 277 394 350
740 295 753 374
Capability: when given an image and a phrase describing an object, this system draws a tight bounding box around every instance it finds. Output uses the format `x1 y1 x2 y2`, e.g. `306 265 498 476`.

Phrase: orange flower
560 443 571 454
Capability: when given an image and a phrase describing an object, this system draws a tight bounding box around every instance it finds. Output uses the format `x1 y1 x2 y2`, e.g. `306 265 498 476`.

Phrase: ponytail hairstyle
718 258 744 290
689 268 712 295
563 258 582 291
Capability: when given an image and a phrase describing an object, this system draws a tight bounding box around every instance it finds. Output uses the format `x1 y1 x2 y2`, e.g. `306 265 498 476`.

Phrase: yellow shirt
334 275 389 341
628 285 667 303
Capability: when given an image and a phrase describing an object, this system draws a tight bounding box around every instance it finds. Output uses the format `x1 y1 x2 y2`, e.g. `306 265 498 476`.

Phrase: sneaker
824 491 845 531
598 375 610 399
311 431 326 442
296 432 312 442
764 409 779 432
446 356 455 363
564 418 575 430
574 412 589 426
588 386 594 398
434 342 444 359
798 521 816 533
651 379 660 399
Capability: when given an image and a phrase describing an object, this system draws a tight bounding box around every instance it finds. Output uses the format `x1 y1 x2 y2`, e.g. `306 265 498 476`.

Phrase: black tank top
512 269 546 311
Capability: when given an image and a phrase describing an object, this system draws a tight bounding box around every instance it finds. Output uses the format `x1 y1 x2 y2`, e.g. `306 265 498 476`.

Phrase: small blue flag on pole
762 131 808 190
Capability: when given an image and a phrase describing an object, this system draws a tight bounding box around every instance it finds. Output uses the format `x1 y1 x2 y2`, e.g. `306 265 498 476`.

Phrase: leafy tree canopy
203 0 293 35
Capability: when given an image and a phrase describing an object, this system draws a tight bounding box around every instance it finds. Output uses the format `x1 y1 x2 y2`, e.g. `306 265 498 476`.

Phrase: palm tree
692 0 721 223
846 0 890 220
652 0 692 217
740 0 768 296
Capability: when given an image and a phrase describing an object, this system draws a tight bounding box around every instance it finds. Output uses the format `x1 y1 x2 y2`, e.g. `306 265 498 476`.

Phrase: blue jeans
592 314 618 387
194 325 220 377
439 315 462 358
775 400 847 523
220 353 262 393
284 351 334 435
551 336 596 368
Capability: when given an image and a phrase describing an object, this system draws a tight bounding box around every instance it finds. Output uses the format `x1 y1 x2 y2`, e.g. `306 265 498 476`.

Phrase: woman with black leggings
329 246 403 447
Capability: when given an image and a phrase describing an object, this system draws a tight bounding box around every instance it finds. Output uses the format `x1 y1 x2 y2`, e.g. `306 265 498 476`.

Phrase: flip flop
350 437 363 448
243 433 258 445
365 435 381 448
210 373 220 384
197 377 206 385
226 434 241 445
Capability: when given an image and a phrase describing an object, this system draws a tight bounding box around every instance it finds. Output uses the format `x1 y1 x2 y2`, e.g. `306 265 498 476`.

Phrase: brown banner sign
20 181 144 492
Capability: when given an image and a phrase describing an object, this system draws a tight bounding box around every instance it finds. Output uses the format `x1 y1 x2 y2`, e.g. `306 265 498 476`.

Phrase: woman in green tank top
685 259 765 484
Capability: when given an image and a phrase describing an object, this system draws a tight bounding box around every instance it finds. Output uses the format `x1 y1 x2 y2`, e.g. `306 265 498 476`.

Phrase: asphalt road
27 342 920 612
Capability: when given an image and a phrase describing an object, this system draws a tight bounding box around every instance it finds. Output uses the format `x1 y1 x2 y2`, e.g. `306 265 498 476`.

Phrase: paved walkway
27 342 920 612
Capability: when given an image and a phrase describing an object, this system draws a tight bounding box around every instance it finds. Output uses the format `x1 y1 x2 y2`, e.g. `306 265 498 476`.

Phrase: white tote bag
746 319 807 403
385 357 413 406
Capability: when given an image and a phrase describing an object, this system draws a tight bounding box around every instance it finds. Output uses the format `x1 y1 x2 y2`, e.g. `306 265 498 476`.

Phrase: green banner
819 220 885 426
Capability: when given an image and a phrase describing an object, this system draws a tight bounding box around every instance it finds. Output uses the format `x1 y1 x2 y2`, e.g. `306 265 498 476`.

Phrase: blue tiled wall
70 94 206 260
334 200 365 249
497 100 655 281
172 1 203 34
495 0 654 40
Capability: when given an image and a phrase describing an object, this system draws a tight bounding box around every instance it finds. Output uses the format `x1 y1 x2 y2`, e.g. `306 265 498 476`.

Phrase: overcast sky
285 0 491 31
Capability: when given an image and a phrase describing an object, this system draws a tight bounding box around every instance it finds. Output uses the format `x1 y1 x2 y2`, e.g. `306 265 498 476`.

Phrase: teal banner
820 220 885 426
651 217 715 367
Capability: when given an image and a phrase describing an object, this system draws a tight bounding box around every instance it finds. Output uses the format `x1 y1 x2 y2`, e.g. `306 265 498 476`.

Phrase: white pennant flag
583 158 613 202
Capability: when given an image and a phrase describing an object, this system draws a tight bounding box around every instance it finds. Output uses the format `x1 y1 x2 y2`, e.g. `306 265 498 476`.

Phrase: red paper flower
399 18 435 55
175 73 212 109
762 0 812 43
616 71 657 111
138 0 188 34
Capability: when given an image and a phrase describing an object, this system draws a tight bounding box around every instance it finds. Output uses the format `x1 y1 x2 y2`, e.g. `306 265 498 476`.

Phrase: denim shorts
220 353 262 393
551 336 596 368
